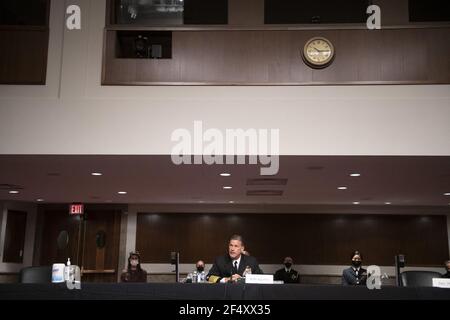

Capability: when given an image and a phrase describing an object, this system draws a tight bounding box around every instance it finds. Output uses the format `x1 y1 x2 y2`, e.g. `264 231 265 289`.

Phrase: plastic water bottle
192 271 198 283
243 266 252 278
64 258 72 282
200 271 206 283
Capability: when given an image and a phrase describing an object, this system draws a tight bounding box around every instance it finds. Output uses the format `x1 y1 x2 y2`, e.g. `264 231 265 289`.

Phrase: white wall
0 202 37 273
0 0 449 156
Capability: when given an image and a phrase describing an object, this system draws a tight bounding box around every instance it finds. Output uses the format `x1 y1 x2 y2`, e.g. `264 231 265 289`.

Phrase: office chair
19 266 52 283
400 271 442 287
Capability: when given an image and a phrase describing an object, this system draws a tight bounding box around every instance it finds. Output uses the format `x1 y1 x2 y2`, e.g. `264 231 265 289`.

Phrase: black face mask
352 260 362 268
197 266 204 272
284 263 292 269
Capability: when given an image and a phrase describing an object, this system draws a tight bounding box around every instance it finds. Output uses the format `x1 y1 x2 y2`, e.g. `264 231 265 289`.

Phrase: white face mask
130 259 139 267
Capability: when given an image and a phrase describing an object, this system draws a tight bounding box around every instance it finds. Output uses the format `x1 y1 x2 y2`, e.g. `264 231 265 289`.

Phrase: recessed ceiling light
9 190 19 194
350 173 361 177
220 173 231 177
91 172 103 176
36 198 44 202
385 202 392 205
353 201 360 205
229 201 234 204
223 186 233 190
337 186 348 190
444 192 450 196
117 191 127 195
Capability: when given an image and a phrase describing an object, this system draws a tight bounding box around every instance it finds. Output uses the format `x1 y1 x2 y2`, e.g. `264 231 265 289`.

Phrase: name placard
432 278 450 288
245 274 274 284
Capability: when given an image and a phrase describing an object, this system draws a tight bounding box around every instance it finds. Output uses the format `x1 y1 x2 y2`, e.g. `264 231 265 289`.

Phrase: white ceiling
0 155 450 208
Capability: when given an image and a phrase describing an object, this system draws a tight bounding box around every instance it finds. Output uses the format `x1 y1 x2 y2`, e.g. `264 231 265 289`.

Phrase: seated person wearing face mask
194 260 206 282
342 251 367 286
274 257 300 283
441 260 450 278
121 251 148 283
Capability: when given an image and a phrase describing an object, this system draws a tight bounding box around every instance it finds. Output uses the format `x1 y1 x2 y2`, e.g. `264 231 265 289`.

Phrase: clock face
303 37 335 68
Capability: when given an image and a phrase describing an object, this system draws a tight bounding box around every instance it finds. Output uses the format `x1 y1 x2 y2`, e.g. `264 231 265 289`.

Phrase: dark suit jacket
441 272 450 278
342 267 367 286
274 268 300 283
207 254 263 282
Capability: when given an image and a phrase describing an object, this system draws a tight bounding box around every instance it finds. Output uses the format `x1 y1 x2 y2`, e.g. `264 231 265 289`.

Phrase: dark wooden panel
136 213 449 266
2 210 27 263
39 210 121 283
82 211 121 273
39 211 82 266
0 28 49 84
103 27 450 85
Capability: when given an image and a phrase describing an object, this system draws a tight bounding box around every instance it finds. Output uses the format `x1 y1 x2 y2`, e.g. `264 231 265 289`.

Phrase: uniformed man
207 234 263 283
274 257 300 283
342 251 367 286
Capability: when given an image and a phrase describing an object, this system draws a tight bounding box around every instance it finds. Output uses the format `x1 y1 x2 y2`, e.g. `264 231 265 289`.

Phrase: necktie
232 261 238 274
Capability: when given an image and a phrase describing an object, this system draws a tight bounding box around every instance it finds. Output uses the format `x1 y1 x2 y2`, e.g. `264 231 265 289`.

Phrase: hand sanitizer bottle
65 258 72 282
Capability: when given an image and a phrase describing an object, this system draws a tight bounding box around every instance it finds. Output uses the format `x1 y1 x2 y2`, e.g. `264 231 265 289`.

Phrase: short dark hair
351 251 362 260
229 234 244 246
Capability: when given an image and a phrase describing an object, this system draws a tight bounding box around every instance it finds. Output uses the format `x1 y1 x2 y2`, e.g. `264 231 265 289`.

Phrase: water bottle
64 258 73 282
243 266 252 278
200 271 206 283
192 271 198 283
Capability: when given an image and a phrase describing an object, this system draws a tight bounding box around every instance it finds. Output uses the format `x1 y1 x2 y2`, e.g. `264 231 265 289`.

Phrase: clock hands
312 47 330 54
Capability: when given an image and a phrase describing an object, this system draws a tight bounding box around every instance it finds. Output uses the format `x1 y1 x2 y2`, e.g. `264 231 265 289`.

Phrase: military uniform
342 267 367 286
274 268 300 283
207 254 263 283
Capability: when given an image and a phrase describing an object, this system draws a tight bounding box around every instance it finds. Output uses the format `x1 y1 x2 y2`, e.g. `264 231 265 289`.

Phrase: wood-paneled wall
136 213 449 266
38 210 121 282
0 28 49 84
103 27 450 85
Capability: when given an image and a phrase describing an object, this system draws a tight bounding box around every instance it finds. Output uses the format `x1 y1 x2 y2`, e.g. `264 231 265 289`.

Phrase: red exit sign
69 204 84 215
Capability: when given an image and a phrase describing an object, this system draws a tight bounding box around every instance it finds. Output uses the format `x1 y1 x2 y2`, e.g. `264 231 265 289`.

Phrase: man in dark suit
274 257 300 283
207 234 263 283
342 250 367 286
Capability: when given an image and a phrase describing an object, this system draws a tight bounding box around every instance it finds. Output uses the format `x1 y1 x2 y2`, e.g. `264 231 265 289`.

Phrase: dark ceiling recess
247 178 288 186
0 184 24 191
0 0 48 26
183 0 228 25
264 0 370 24
247 190 284 196
409 0 450 22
